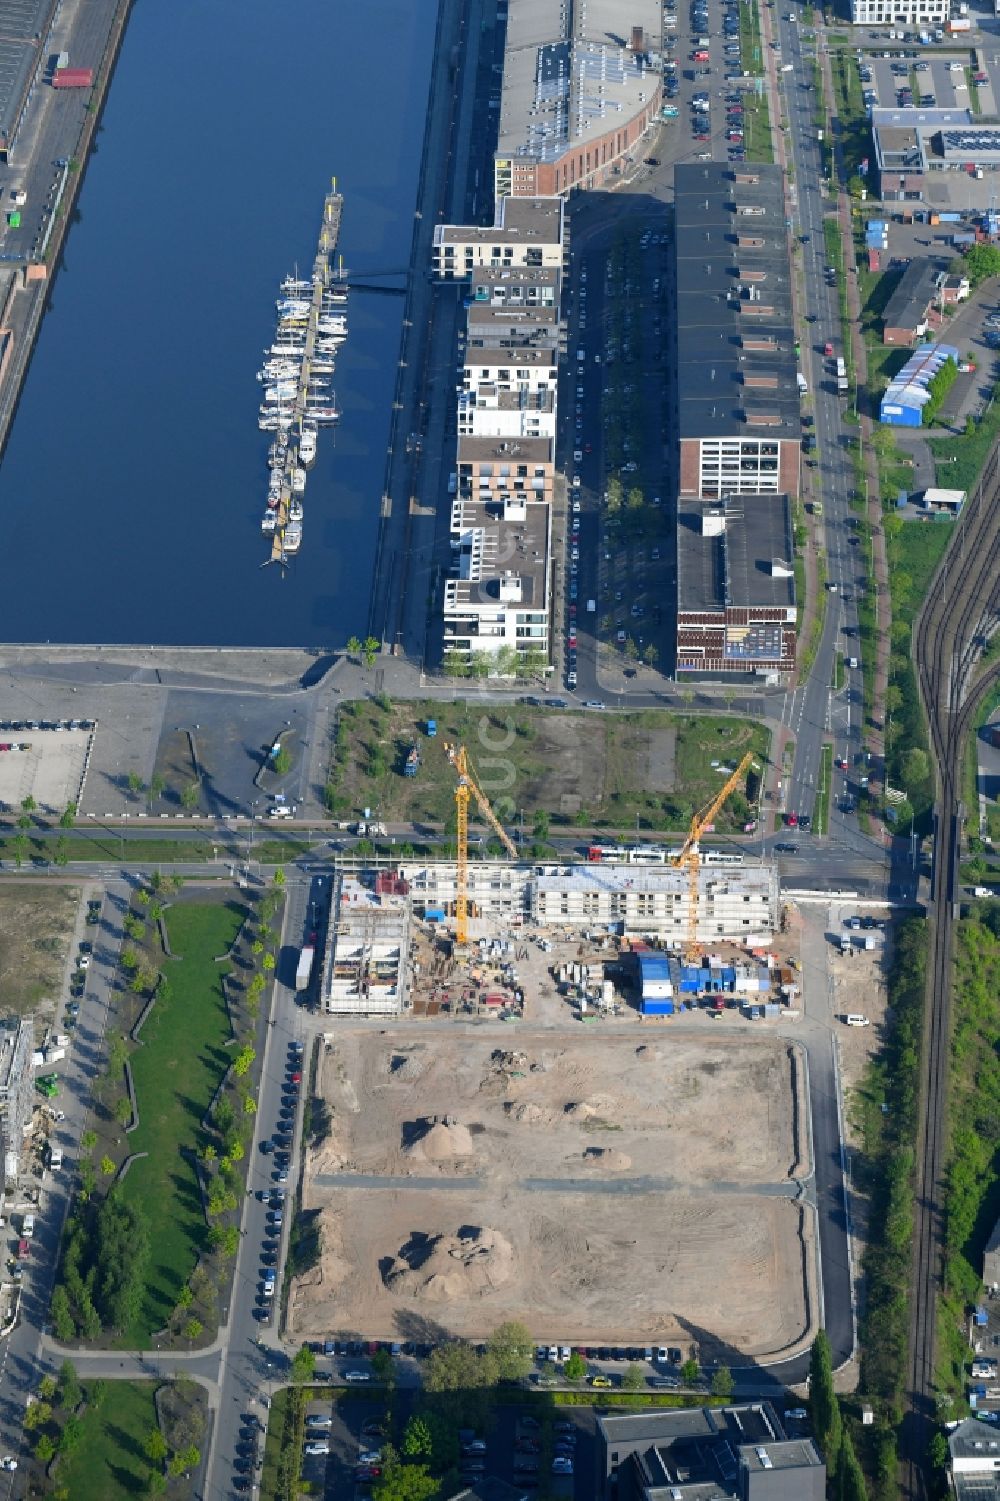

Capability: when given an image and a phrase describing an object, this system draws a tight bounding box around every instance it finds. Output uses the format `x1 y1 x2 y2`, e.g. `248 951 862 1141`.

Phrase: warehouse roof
882 258 945 332
677 497 796 614
674 164 798 441
496 0 661 165
881 342 959 416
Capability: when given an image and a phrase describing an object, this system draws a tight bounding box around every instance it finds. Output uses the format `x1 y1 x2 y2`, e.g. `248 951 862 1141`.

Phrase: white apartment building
850 0 946 24
457 386 556 442
432 197 567 280
442 493 551 665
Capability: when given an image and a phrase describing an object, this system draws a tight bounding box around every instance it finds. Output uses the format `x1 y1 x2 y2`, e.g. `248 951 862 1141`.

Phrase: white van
845 1014 871 1027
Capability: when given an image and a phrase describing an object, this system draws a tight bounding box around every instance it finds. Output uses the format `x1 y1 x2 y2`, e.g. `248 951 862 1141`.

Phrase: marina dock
265 183 345 564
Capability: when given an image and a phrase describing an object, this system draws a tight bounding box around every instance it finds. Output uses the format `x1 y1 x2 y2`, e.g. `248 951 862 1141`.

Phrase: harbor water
0 0 436 646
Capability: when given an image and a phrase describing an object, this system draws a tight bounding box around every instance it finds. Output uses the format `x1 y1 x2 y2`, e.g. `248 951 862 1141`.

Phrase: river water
0 0 435 646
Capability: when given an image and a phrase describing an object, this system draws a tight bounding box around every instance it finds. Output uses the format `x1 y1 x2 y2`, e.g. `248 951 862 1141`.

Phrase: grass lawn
119 899 244 1343
327 700 770 835
928 394 1000 492
55 1381 159 1501
814 744 833 835
0 833 309 866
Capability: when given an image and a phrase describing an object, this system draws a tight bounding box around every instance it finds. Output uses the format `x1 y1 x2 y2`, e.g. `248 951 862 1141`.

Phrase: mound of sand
583 1147 632 1170
388 1051 427 1083
405 1117 475 1161
384 1226 514 1302
564 1101 596 1120
504 1102 554 1125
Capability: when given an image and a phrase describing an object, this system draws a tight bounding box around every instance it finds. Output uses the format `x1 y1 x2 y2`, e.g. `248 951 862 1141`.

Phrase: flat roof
678 496 795 614
534 862 775 899
445 493 551 611
882 257 945 328
457 434 554 464
496 0 661 165
465 302 560 337
0 0 57 151
435 196 565 246
463 346 558 368
674 164 799 441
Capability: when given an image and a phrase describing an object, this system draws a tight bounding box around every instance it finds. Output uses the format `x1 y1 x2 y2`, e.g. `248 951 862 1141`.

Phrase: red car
290 1071 301 1084
785 813 798 827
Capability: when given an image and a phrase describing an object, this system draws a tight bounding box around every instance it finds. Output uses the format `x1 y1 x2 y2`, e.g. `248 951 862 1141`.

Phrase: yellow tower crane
673 750 756 960
444 743 518 947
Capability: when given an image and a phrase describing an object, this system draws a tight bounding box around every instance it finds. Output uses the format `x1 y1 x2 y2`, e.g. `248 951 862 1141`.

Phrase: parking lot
0 719 94 814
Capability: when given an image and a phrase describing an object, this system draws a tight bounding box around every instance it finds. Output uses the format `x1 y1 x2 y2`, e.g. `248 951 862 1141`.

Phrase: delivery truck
295 945 315 990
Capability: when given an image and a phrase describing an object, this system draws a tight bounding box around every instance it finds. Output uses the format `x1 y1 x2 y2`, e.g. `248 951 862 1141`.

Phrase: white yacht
292 467 306 495
298 428 317 467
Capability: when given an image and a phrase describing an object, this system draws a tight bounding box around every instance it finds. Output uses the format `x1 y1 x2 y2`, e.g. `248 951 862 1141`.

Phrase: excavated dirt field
292 1030 812 1356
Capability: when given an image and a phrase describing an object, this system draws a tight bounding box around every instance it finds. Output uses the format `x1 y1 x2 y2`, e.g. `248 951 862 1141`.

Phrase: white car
306 1414 332 1429
304 1440 330 1456
0 1457 16 1471
344 1370 371 1383
358 1449 382 1464
78 955 91 970
573 450 583 463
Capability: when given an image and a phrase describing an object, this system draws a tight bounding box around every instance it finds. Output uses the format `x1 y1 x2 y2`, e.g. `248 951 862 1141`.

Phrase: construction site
291 741 821 1353
292 1027 813 1355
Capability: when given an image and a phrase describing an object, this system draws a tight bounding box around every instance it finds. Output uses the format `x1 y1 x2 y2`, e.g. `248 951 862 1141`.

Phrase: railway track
905 441 1000 1499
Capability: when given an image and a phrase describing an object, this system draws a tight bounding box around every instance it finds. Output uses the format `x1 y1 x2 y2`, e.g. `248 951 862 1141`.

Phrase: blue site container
425 907 446 922
642 1000 674 1015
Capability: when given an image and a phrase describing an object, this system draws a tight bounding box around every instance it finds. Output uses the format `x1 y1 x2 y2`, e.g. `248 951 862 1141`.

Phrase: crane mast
445 743 517 947
673 750 755 960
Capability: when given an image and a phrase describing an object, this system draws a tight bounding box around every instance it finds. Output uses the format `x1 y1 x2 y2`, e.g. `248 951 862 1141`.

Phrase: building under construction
321 873 411 1016
394 860 779 945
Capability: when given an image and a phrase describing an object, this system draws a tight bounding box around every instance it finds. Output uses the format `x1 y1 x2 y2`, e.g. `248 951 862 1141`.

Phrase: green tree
50 1285 75 1342
363 635 380 668
643 644 659 666
149 772 166 804
108 1032 128 1070
711 1365 734 1398
25 1401 52 1430
487 1320 535 1382
345 634 362 661
902 748 929 787
21 794 36 813
273 867 286 888
60 803 76 828
183 1317 203 1344
53 836 69 866
10 832 28 867
372 1461 440 1501
809 1330 841 1467
371 1346 395 1383
145 1471 167 1496
114 1096 133 1127
835 1425 867 1501
928 1431 949 1471
58 1359 81 1410
291 1346 316 1386
243 1093 257 1116
402 1415 434 1461
424 1340 488 1393
622 1363 645 1391
35 1433 56 1464
962 241 1000 286
38 1375 57 1401
16 813 31 831
180 781 200 811
127 772 145 797
233 1044 256 1077
100 1155 116 1177
532 811 550 841
563 1350 587 1382
58 1415 84 1454
176 1284 194 1310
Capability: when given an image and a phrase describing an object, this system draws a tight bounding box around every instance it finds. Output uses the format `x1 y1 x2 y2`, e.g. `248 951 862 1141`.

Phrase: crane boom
444 742 517 946
673 750 755 958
